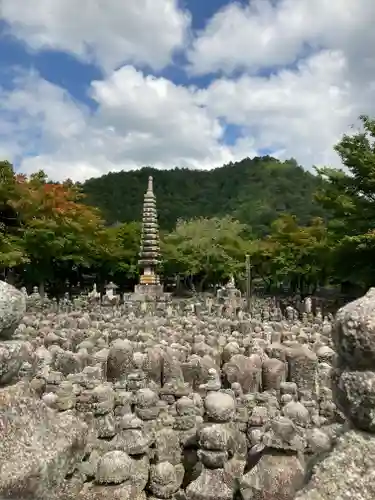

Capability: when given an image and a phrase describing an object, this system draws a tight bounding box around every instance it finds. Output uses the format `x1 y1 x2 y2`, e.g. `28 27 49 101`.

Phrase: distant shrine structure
133 176 165 300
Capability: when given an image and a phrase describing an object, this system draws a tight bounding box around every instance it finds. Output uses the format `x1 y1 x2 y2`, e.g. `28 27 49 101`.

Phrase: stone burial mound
1 280 375 499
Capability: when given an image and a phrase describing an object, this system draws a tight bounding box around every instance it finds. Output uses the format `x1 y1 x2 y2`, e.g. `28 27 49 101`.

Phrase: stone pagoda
133 176 164 299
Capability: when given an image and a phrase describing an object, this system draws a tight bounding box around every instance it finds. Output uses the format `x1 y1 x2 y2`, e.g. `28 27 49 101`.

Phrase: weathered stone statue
216 275 241 310
296 287 375 499
0 281 26 340
304 296 312 314
102 281 119 306
88 283 100 304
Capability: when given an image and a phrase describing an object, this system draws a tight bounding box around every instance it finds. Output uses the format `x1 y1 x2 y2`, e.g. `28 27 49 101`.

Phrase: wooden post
246 254 251 312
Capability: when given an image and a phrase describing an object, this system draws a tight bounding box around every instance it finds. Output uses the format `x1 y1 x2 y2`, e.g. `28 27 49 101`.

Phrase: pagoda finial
147 175 153 193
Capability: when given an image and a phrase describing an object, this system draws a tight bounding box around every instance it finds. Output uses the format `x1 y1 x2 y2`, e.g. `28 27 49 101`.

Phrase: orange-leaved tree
10 170 113 292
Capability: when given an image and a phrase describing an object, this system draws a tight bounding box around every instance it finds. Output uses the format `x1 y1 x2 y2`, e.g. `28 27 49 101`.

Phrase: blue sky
0 0 373 181
1 1 239 100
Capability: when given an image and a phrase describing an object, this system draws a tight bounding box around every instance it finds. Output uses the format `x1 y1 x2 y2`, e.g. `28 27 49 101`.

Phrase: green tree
0 162 26 272
162 216 252 290
101 222 141 283
316 115 375 287
251 215 330 293
0 229 25 269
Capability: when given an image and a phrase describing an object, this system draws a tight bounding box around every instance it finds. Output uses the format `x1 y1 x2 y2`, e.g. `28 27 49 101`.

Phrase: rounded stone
270 416 296 438
199 449 228 469
281 394 293 405
120 414 143 430
248 428 264 446
316 345 335 362
149 461 181 498
150 461 176 486
334 288 375 370
42 392 57 408
199 424 229 451
0 282 26 340
335 369 375 432
135 388 159 408
306 428 332 453
280 382 298 395
249 406 269 427
283 401 310 426
204 392 235 422
96 450 132 484
176 396 196 416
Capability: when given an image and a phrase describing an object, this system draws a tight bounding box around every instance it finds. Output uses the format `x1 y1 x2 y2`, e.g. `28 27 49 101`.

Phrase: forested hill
81 156 328 235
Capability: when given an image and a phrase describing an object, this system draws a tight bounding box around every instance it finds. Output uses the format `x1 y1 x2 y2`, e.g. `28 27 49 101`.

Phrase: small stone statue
199 368 221 392
226 275 236 289
103 281 119 306
88 283 100 303
304 296 312 314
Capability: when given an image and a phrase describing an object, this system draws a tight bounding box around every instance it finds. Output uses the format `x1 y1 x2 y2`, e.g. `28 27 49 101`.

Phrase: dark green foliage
82 156 327 235
316 115 375 287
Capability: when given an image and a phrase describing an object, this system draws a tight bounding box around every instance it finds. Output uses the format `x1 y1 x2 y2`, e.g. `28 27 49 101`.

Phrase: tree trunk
39 280 45 298
6 268 16 285
197 275 207 292
176 274 181 292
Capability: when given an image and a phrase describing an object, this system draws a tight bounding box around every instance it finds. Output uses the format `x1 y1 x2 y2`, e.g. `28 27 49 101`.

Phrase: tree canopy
250 215 331 293
1 115 375 295
0 162 112 289
81 156 328 235
162 217 252 290
316 115 375 287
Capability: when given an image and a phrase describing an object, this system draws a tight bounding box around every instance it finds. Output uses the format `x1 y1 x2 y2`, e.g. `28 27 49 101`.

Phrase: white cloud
188 0 375 77
1 0 190 72
1 0 375 180
0 68 253 182
198 50 362 169
0 70 89 167
187 0 375 169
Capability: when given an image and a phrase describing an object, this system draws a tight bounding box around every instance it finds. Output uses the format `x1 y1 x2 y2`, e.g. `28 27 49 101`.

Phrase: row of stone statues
21 280 318 321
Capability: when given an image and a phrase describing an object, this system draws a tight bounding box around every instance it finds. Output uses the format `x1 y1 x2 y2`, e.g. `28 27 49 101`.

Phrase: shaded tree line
1 115 375 296
81 156 327 235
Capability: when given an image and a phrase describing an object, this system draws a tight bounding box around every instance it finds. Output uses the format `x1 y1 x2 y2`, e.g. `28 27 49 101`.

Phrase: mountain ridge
81 156 328 235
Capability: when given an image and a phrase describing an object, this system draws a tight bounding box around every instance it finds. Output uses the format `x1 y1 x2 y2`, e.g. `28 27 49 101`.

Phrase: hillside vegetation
81 156 328 234
2 115 375 294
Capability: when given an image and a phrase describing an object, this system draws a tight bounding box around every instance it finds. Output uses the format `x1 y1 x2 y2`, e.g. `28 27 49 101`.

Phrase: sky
0 0 374 182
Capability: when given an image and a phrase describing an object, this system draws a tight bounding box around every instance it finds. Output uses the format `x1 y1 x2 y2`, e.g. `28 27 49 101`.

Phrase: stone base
132 284 165 301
